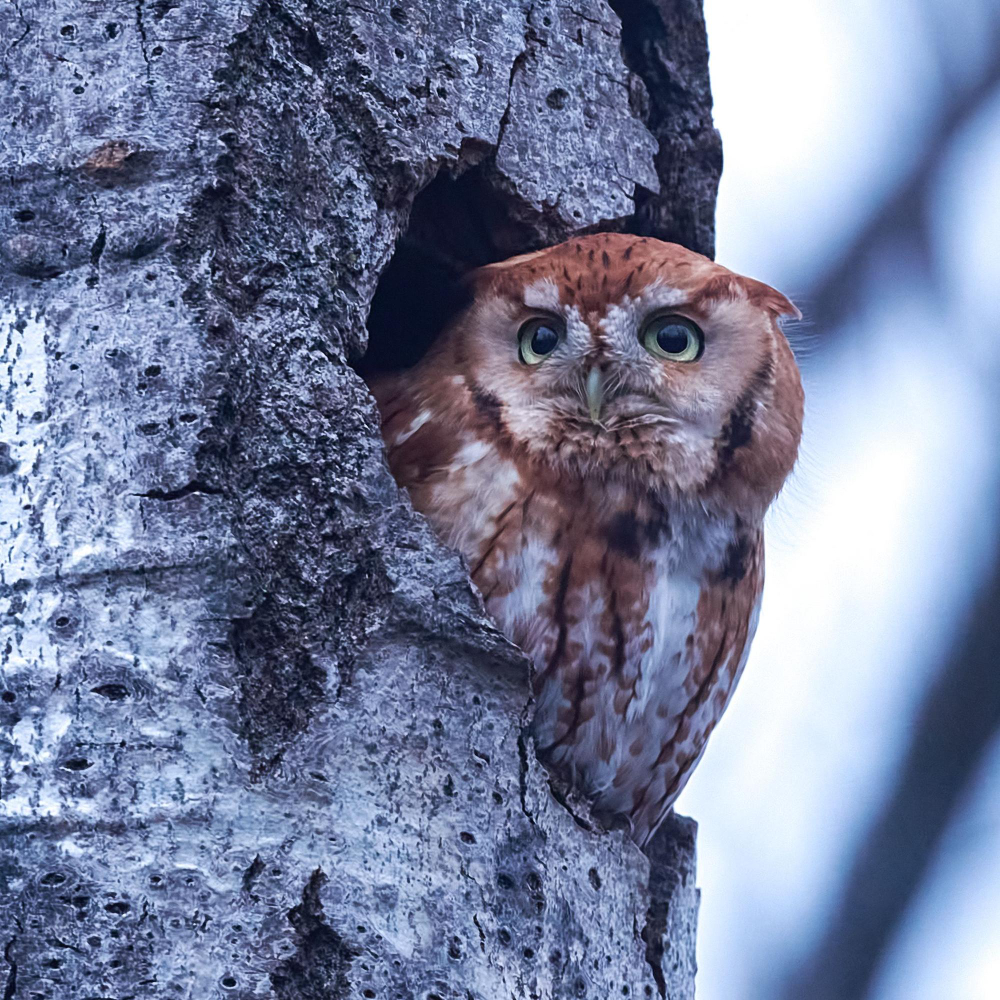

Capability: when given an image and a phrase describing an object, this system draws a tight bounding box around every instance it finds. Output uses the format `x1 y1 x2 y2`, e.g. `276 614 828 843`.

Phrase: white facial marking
636 280 688 311
522 278 562 312
563 303 591 355
601 280 688 342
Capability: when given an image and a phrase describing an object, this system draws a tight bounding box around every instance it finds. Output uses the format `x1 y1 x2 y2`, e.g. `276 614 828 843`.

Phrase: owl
366 233 803 848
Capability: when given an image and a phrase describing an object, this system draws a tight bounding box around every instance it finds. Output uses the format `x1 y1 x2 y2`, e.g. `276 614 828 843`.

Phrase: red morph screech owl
366 232 803 848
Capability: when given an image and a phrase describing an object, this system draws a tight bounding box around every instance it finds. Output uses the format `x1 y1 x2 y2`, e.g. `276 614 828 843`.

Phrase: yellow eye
518 317 564 365
641 315 704 362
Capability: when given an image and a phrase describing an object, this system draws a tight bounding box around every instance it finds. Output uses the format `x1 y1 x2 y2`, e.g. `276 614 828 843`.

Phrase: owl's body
367 233 802 847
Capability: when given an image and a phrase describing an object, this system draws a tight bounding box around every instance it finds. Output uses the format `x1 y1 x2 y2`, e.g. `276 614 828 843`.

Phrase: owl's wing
632 536 765 848
638 603 760 847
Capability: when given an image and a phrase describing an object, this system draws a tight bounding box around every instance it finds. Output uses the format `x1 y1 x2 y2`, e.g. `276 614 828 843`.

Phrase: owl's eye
641 315 704 362
518 317 563 365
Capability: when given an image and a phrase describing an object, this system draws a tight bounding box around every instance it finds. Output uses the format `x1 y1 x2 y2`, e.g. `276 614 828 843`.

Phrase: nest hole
359 160 547 376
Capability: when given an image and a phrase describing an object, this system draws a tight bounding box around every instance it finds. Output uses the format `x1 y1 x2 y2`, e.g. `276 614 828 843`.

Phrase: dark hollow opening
359 158 553 376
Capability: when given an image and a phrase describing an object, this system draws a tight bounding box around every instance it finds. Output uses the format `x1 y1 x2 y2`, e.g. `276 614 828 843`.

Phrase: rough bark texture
0 1 718 997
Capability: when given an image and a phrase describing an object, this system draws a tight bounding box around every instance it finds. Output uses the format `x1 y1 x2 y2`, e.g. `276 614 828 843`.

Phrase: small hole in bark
60 24 77 37
394 47 405 58
151 45 163 56
40 872 67 885
92 683 129 700
73 85 84 94
104 901 130 914
390 6 407 23
14 209 35 222
459 831 475 844
72 896 89 908
87 935 101 947
546 88 569 109
221 977 237 988
2 691 15 703
145 364 162 376
498 928 511 945
588 867 601 890
62 758 93 771
105 22 120 38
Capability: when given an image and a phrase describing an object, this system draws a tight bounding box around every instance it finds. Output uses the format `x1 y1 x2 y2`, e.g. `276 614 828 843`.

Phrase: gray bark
0 1 718 997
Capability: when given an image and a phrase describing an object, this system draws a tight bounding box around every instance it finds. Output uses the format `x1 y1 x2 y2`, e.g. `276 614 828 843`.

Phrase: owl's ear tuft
739 276 802 321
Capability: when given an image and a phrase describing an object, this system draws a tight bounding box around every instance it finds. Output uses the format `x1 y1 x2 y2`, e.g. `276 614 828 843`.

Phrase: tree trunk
0 1 719 997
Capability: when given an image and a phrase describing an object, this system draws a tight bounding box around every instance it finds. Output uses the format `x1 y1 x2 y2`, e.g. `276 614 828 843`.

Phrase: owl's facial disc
447 233 801 503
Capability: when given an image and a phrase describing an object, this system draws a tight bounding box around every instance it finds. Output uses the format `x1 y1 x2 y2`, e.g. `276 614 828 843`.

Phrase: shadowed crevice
272 870 358 1000
608 0 722 257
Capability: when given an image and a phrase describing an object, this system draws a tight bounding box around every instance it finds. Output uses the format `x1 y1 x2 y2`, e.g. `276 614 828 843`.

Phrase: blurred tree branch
763 11 1000 1000
806 44 1000 332
780 540 1000 1000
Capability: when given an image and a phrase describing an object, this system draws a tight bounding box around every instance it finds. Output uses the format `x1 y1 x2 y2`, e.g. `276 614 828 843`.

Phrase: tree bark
0 1 719 997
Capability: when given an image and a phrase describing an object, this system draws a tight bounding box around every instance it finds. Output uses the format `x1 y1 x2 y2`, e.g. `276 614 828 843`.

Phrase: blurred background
674 1 1000 998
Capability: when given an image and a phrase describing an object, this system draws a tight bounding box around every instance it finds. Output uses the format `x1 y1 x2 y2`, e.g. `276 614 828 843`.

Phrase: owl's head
423 233 803 515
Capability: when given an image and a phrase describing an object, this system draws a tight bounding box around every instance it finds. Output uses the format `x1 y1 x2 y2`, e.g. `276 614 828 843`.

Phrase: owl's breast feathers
370 372 764 847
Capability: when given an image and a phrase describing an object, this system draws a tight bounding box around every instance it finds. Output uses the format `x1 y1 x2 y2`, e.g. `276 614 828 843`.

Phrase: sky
675 2 1000 998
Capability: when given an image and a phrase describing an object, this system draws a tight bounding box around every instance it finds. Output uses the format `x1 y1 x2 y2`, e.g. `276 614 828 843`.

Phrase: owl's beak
585 367 605 424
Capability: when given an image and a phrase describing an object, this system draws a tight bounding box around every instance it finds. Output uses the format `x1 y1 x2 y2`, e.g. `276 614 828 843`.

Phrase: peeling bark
1 1 716 996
